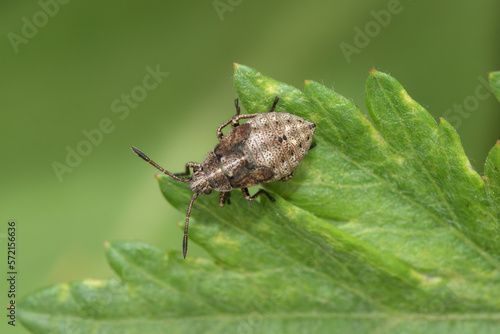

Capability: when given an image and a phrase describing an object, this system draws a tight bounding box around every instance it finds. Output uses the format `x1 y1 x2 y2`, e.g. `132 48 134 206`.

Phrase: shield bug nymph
132 97 316 258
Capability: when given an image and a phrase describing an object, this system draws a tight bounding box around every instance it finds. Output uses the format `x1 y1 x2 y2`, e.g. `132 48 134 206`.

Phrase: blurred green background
1 0 499 332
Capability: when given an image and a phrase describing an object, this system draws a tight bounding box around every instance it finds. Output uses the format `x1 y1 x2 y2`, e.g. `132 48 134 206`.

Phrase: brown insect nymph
132 97 316 258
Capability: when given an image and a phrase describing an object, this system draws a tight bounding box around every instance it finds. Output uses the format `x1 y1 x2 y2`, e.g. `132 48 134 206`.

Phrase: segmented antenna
132 146 199 258
183 192 199 258
131 146 190 182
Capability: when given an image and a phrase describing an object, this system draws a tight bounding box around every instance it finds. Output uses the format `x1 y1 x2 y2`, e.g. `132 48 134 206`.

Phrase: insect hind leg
234 98 241 115
217 114 258 140
269 96 279 112
217 96 280 140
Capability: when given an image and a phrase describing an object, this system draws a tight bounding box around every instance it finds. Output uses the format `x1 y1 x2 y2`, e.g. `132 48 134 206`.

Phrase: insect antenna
131 146 190 182
183 192 199 258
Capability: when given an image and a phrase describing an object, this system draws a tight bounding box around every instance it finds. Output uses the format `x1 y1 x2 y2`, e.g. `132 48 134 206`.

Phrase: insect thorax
193 151 232 192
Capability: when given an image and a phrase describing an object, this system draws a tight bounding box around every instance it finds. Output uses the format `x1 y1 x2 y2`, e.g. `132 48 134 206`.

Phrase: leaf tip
496 139 500 147
303 80 312 89
103 240 110 248
369 68 378 75
233 62 240 69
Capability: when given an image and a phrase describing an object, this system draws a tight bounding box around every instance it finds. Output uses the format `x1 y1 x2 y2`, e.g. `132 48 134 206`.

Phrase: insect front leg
217 118 234 140
174 162 201 176
216 99 240 140
241 188 275 202
219 191 231 207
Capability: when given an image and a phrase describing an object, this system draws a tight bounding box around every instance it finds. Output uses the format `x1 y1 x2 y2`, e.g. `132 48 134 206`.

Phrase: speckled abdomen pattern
244 112 315 182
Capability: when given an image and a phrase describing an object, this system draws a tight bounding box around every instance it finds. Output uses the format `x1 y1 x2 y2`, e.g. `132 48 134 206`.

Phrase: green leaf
489 71 500 102
485 140 500 218
19 65 500 333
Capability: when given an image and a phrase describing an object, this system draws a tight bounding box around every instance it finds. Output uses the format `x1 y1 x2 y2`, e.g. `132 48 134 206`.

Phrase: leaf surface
19 65 500 333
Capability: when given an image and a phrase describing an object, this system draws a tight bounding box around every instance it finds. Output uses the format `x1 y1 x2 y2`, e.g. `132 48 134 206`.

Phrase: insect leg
174 162 201 176
217 96 278 139
241 188 275 202
234 98 241 115
217 97 279 139
216 99 241 140
268 96 280 112
217 118 234 140
280 171 294 182
219 191 231 207
217 114 258 139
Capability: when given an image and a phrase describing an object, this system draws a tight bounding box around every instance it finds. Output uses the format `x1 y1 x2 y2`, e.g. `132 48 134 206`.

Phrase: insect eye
204 188 212 195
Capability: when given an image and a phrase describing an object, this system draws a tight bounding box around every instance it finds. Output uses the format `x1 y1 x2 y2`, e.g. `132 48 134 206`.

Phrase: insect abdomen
244 112 315 181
